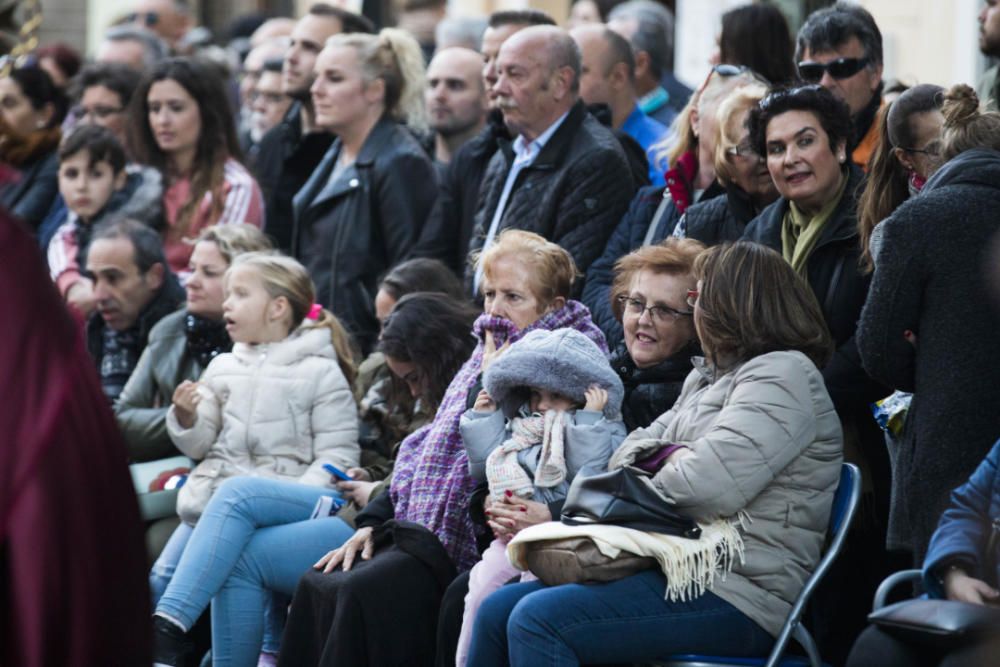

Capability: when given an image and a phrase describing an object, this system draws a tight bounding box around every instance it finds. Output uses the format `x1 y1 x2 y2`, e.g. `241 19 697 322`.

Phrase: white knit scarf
485 410 568 500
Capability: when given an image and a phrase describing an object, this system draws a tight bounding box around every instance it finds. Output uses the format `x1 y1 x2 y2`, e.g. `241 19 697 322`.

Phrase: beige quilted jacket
610 350 843 637
167 325 359 524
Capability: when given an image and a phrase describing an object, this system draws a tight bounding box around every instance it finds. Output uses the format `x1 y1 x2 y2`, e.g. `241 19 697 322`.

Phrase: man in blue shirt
571 24 671 186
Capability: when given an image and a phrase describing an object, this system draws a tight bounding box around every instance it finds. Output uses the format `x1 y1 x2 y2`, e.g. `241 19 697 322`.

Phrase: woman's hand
336 479 378 508
481 331 511 373
944 569 1000 606
346 467 372 482
313 526 375 573
172 381 201 429
584 385 608 412
486 493 552 540
474 389 496 412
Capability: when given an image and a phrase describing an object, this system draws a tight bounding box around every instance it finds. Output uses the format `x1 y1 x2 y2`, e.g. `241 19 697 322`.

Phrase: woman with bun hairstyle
293 28 438 356
858 84 1000 561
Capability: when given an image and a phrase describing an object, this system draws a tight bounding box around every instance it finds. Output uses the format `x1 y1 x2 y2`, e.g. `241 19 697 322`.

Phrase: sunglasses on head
757 84 825 111
797 57 870 83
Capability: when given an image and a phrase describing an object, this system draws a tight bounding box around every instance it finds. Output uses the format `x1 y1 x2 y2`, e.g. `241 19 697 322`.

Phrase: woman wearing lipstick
115 223 272 463
609 238 704 431
128 58 265 281
743 84 891 652
674 83 779 246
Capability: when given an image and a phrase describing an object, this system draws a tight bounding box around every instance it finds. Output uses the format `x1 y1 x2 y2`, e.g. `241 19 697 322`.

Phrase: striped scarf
485 410 568 501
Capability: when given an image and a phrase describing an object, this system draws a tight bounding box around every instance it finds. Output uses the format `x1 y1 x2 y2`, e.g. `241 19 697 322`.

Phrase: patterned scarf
389 300 608 570
485 410 568 501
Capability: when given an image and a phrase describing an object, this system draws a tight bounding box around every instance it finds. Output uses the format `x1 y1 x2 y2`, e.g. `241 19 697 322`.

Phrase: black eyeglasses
726 140 760 159
71 104 125 120
617 295 693 323
900 142 942 158
797 57 871 83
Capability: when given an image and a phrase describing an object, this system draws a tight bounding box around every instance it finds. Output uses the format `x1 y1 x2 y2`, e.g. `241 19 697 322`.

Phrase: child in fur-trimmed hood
455 327 627 667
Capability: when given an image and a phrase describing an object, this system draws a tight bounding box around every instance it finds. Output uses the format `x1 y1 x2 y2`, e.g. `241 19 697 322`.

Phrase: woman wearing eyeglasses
583 66 764 348
743 84 892 660
857 84 944 270
673 82 778 246
609 238 704 431
858 85 1000 565
0 66 68 235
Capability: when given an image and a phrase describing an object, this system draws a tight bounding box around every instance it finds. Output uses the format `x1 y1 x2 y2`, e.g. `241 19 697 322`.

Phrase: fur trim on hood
483 328 625 420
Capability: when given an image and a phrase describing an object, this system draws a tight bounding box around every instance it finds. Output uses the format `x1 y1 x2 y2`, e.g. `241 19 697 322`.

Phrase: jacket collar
751 165 865 250
294 116 402 214
498 100 587 170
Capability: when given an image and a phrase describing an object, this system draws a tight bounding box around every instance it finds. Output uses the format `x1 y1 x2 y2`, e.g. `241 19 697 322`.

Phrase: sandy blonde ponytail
305 309 358 391
940 84 1000 161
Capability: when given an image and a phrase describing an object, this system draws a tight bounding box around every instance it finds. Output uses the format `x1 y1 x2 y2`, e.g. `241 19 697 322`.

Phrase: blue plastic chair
658 463 862 667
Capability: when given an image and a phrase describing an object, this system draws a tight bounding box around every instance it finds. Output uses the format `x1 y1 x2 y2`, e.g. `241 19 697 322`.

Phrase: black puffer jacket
293 117 437 355
677 183 761 246
857 149 1000 558
610 340 698 431
465 101 634 293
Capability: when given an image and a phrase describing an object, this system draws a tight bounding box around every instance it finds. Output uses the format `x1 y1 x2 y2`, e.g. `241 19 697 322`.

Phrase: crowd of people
5 0 1000 665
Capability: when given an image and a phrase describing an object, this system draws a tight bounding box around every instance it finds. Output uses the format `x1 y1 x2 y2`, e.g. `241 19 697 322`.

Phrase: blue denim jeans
466 569 775 666
155 477 355 667
150 521 194 605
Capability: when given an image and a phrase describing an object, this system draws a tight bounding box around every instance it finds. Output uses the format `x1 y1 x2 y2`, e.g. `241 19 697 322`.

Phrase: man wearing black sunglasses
796 3 884 169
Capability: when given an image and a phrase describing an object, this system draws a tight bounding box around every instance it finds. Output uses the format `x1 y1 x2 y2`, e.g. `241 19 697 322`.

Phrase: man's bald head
500 25 581 94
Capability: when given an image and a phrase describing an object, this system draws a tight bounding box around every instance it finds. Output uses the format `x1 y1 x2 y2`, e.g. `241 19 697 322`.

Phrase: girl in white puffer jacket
151 252 360 603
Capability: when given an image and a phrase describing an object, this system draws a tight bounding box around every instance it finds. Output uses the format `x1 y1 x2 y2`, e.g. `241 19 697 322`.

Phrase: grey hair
608 0 675 76
435 17 488 52
90 217 166 274
103 25 170 68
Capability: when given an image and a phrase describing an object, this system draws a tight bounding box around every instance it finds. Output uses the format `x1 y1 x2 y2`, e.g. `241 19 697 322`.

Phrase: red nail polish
519 507 527 512
504 490 513 497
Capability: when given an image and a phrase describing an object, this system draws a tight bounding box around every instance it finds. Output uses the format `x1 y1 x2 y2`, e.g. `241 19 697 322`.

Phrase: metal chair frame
659 463 863 667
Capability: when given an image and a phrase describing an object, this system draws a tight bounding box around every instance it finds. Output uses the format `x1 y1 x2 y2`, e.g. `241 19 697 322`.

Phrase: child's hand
66 279 96 317
474 389 496 412
172 381 201 429
346 467 371 482
584 385 608 412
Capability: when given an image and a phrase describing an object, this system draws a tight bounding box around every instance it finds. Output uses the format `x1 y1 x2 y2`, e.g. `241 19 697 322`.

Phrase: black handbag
560 467 702 538
868 599 1000 648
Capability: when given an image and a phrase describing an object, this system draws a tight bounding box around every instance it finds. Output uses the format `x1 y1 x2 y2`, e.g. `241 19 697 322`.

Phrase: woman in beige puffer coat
466 242 845 665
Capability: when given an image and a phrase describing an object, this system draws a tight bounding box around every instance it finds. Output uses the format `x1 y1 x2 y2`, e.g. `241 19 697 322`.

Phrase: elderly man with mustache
464 24 636 296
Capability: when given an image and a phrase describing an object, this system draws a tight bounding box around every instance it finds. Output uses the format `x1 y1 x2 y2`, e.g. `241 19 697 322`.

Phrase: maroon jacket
0 203 151 666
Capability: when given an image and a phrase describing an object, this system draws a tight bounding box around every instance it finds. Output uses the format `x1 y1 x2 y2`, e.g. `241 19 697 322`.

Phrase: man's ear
609 61 630 91
552 66 575 101
146 262 165 291
633 50 651 82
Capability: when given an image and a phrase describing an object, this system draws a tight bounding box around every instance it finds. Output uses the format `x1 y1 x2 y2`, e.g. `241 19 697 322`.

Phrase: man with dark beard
979 0 1000 110
253 4 373 252
425 47 488 171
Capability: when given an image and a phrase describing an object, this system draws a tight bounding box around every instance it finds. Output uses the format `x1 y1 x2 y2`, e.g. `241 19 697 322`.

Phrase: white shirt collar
511 109 571 162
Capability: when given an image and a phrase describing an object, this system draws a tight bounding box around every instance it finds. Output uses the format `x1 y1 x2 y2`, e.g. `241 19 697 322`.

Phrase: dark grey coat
857 148 1000 558
466 101 635 294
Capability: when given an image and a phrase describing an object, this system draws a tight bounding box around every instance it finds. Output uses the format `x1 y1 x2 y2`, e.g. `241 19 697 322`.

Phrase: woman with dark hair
743 83 891 660
152 291 479 666
0 66 68 232
858 85 1000 564
857 84 944 270
467 241 842 665
128 57 264 279
343 258 470 509
717 4 796 86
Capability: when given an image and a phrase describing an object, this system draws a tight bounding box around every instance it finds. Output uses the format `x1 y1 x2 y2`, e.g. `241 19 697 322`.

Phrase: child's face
529 388 577 414
222 265 284 345
58 150 125 222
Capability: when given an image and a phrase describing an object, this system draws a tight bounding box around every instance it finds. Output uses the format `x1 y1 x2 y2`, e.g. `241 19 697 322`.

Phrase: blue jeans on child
154 477 355 667
466 569 774 666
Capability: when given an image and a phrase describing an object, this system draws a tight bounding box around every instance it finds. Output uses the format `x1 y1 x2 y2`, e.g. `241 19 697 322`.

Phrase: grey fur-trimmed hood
483 328 624 420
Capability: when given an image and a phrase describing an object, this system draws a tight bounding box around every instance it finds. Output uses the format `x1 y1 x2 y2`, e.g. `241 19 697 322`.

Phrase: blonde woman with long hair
294 28 437 356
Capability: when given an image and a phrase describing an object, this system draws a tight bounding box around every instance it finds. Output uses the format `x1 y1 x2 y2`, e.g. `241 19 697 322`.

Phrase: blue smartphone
323 463 352 482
